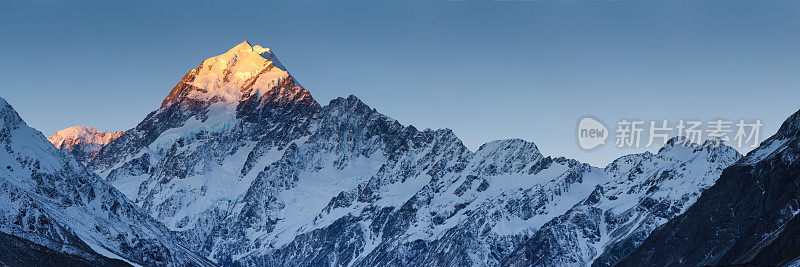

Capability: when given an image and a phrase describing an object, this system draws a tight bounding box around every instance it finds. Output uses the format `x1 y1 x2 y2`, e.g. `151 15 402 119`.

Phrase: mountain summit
160 41 316 109
90 41 320 172
48 126 123 164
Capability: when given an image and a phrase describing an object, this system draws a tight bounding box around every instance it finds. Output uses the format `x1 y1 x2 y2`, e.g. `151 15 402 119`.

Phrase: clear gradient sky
2 0 800 166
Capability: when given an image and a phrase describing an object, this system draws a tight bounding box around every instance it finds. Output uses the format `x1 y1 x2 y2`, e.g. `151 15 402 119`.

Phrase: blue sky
2 0 799 166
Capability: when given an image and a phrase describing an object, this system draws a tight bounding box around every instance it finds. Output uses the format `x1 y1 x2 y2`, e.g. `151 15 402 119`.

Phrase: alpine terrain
0 98 213 266
618 108 800 266
65 41 748 266
502 137 741 266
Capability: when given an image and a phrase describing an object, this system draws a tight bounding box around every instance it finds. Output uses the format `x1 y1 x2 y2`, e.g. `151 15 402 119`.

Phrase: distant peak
48 126 124 150
661 136 716 148
327 95 368 110
57 126 100 135
477 139 540 153
656 136 740 158
472 138 545 175
475 139 542 161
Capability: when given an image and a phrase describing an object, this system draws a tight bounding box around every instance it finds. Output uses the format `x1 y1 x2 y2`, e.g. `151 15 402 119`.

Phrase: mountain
0 97 213 266
501 138 741 266
85 41 745 266
617 109 800 266
48 126 124 164
211 102 604 266
88 41 603 265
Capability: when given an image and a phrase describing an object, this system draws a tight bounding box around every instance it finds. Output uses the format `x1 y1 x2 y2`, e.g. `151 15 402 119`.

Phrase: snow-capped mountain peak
228 40 286 70
160 41 313 109
47 126 124 164
204 40 285 77
472 139 544 175
48 126 123 150
654 136 740 161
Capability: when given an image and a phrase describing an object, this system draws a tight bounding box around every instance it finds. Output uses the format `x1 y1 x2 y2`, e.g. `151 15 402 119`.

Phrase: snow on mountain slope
84 41 609 265
618 109 800 266
0 97 213 266
85 41 746 266
501 137 741 266
157 40 311 112
48 126 123 164
89 40 318 223
179 96 606 266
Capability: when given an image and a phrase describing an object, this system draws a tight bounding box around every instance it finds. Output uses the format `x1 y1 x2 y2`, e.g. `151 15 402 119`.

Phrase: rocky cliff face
0 98 213 266
617 109 800 266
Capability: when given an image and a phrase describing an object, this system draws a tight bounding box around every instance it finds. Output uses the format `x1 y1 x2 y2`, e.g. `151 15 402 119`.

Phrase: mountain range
0 40 795 266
